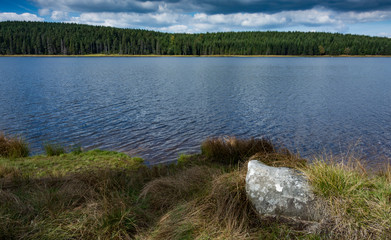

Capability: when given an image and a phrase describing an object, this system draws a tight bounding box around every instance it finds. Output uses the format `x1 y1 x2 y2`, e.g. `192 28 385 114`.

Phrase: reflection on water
0 57 390 166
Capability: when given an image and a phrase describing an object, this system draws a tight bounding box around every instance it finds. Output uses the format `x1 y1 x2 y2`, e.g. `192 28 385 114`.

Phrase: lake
0 57 390 166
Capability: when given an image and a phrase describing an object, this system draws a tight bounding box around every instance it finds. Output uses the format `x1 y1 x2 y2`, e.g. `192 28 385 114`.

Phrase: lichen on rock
245 160 317 220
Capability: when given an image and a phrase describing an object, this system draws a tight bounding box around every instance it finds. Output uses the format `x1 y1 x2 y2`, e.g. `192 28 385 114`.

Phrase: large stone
245 160 316 220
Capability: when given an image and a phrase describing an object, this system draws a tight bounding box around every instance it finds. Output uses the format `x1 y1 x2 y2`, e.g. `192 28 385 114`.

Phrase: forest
1 21 391 55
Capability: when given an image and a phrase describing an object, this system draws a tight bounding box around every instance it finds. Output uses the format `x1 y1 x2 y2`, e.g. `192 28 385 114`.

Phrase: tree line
1 21 391 55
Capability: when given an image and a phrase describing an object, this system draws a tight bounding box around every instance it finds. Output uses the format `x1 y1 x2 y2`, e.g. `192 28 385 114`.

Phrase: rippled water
0 57 390 166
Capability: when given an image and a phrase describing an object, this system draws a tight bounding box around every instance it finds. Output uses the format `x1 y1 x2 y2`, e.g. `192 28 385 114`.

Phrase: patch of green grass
70 144 83 155
0 149 144 177
0 169 155 240
177 153 195 167
98 203 138 239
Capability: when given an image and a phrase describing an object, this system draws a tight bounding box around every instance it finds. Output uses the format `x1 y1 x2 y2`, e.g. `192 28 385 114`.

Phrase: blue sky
0 0 390 37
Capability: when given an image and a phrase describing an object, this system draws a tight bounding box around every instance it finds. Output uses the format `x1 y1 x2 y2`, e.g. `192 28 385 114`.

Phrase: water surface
0 57 390 166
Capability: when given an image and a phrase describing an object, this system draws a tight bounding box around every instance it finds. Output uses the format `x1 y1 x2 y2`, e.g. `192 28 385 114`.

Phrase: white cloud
159 24 189 32
38 8 51 16
69 12 145 28
51 11 70 21
0 12 44 22
378 32 391 38
62 8 391 34
150 12 180 24
340 10 391 23
283 9 339 25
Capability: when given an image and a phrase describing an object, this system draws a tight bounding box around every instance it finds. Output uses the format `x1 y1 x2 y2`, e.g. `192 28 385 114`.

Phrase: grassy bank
1 134 390 239
1 54 391 58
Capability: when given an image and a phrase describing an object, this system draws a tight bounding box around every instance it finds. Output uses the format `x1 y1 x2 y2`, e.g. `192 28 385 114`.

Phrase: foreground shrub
201 136 275 164
44 143 66 156
0 132 29 158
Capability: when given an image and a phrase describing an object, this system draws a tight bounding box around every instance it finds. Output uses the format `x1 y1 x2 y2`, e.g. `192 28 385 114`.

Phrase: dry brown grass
137 140 326 239
144 160 324 240
377 162 391 183
196 166 257 236
201 137 275 164
0 132 29 158
249 150 307 169
140 166 221 211
144 165 257 240
0 165 21 179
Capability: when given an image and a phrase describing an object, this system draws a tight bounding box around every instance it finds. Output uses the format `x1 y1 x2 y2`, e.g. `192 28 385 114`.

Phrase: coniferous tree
0 21 390 56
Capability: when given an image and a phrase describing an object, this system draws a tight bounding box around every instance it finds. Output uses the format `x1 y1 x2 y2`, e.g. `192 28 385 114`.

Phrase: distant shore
1 54 391 57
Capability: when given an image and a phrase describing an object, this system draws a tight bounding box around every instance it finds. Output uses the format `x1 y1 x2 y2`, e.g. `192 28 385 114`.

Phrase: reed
44 143 66 156
0 132 29 158
201 136 275 164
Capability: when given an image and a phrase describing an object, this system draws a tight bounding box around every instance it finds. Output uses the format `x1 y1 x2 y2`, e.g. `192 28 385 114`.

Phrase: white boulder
245 160 316 220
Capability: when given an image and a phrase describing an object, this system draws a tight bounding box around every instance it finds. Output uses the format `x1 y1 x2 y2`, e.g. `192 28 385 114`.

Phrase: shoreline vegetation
1 21 391 56
1 133 390 239
2 54 391 57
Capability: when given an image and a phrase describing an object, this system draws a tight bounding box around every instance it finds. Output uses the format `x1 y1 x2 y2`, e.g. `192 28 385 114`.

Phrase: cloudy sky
1 0 391 37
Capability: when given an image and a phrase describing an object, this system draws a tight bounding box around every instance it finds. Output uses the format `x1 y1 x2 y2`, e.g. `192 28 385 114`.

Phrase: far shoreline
1 54 391 58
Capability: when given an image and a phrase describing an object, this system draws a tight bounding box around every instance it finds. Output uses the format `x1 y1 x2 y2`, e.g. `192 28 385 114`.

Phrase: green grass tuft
177 153 193 166
70 144 83 155
302 155 391 239
44 143 66 156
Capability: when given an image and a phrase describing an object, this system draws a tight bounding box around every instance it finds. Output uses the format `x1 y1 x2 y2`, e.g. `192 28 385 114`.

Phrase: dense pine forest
1 21 391 55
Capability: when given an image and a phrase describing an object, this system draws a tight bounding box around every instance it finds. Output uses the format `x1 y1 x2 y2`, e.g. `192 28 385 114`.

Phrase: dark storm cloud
34 0 391 14
65 2 154 13
34 0 157 13
194 0 391 14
